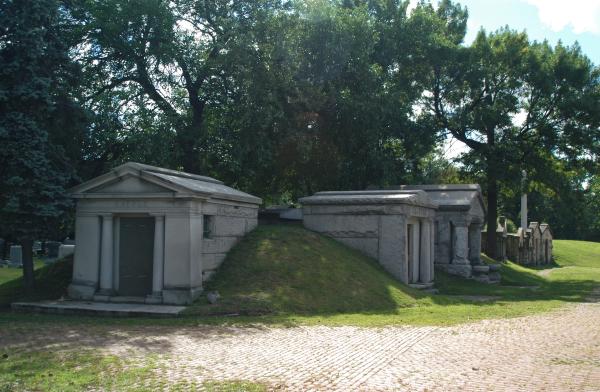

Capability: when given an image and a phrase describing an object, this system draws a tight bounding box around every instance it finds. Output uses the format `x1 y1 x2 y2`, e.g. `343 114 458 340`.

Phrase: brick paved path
3 300 600 391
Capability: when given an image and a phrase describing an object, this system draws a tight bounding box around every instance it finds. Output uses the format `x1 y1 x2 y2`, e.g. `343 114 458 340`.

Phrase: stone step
471 275 490 284
408 282 435 290
11 300 185 317
488 272 501 283
488 264 502 272
472 265 490 274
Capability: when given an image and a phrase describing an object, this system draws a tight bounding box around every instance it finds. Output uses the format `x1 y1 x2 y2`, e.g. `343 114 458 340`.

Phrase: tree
423 22 600 256
0 0 81 292
74 0 286 174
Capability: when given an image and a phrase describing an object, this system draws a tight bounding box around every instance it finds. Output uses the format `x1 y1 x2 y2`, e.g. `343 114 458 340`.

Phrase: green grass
0 260 44 285
0 257 72 308
0 227 598 390
0 350 156 392
0 225 598 328
0 348 265 392
553 239 600 268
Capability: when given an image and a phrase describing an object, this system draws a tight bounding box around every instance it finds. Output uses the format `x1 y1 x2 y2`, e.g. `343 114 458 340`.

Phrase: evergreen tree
0 0 81 292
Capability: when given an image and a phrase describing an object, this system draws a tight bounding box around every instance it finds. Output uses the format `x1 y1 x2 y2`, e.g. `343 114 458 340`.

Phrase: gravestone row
0 239 75 268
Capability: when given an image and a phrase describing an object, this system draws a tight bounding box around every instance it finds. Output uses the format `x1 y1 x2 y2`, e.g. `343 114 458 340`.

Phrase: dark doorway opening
118 217 154 297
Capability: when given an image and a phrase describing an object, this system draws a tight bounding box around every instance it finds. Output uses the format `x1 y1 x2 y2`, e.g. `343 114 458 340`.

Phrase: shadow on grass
0 226 597 330
0 256 73 309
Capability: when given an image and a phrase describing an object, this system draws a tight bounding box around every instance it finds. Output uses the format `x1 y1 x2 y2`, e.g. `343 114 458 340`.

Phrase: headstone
47 241 60 258
9 245 22 267
58 244 75 259
33 241 42 254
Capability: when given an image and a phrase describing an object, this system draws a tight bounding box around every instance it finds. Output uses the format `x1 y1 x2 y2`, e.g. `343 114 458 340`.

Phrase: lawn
0 260 44 285
1 225 598 327
1 226 599 391
0 350 266 392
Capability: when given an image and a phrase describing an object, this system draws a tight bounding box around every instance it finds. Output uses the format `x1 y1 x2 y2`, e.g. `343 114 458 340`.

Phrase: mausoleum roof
70 162 262 205
299 190 437 208
391 184 486 213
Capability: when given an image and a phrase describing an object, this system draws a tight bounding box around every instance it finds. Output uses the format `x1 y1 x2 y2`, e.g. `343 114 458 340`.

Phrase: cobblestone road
3 300 600 391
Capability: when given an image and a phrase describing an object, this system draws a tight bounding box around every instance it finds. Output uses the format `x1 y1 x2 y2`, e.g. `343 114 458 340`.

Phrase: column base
68 282 96 300
443 263 472 278
162 287 202 305
145 292 163 304
93 288 116 302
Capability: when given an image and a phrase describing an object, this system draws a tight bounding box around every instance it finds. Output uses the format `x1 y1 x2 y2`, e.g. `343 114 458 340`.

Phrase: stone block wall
200 201 258 282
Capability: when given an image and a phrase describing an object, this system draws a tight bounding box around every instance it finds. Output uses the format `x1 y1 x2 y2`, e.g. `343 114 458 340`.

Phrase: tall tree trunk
486 167 498 260
21 238 35 294
179 127 200 174
178 100 205 174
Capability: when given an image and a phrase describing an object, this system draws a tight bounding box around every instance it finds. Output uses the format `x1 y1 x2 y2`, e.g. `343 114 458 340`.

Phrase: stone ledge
11 300 186 318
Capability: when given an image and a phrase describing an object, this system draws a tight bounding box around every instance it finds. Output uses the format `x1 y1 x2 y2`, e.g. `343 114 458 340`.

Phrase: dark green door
119 217 154 297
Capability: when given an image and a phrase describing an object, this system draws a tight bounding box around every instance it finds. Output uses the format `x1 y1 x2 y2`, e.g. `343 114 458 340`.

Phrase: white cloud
524 0 600 34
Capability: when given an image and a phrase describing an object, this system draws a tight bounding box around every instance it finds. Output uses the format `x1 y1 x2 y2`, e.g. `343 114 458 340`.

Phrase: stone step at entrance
471 263 501 284
408 282 435 290
11 300 186 317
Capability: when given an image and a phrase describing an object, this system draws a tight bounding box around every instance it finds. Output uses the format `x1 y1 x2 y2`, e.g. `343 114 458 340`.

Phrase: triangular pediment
88 175 173 194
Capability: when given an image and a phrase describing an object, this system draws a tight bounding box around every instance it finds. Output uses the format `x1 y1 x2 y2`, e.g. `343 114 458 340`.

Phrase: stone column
150 215 165 300
98 214 114 295
449 220 472 278
468 222 483 265
429 219 435 281
410 221 420 283
419 219 432 283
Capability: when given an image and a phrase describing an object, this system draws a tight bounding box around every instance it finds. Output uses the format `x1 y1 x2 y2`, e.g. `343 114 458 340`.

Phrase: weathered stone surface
301 190 436 285
9 245 22 265
303 214 379 237
67 162 261 305
58 244 75 259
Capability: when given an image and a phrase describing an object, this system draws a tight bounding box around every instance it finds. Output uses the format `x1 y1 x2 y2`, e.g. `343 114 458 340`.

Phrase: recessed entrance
118 217 154 297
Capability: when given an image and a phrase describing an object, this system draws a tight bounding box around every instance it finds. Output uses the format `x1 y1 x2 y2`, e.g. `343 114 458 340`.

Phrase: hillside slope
190 224 429 316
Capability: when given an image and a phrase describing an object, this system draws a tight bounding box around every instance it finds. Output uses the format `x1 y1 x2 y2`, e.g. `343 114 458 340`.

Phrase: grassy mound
0 256 73 308
1 227 597 327
189 224 427 316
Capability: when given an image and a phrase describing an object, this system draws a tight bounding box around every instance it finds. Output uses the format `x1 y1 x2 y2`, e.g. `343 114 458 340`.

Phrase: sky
420 0 600 159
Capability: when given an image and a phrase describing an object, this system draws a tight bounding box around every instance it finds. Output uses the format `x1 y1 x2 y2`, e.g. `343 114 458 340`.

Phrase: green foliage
425 22 600 249
1 0 598 242
0 0 81 243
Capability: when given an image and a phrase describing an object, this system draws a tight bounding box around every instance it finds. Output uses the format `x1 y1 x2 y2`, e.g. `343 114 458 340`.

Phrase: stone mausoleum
68 162 261 305
394 185 489 280
300 190 438 288
302 184 496 286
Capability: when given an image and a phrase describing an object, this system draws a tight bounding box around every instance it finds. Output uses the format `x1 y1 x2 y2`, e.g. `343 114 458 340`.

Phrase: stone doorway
118 217 155 297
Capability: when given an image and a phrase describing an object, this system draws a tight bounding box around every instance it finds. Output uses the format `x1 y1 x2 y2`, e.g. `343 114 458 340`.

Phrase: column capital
148 213 165 219
99 213 114 219
452 219 469 228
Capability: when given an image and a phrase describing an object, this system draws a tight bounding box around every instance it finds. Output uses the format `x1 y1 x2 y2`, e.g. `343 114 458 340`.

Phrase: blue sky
421 0 600 158
454 0 600 65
